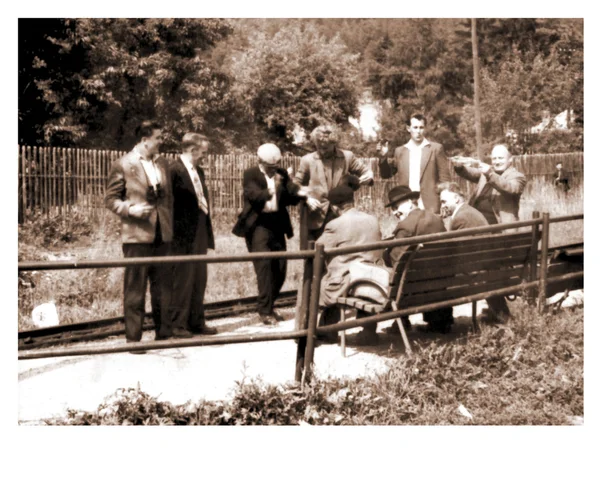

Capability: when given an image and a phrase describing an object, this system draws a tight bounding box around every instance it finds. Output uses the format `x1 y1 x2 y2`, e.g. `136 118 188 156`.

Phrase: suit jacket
295 148 373 230
454 164 527 225
104 150 173 244
379 141 450 213
316 208 383 307
232 166 302 238
169 157 215 250
450 203 489 231
383 209 446 268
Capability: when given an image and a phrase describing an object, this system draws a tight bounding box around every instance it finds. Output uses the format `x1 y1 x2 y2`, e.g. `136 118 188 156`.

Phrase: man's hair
181 132 209 151
135 121 162 141
406 113 427 126
437 181 465 199
310 124 340 145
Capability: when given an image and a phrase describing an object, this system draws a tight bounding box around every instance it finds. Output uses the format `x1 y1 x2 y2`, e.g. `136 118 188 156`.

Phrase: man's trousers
169 212 210 330
246 214 287 316
122 238 172 342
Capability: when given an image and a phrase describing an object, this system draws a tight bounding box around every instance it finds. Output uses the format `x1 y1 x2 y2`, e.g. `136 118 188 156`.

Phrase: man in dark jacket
233 143 303 325
168 133 217 338
383 186 453 333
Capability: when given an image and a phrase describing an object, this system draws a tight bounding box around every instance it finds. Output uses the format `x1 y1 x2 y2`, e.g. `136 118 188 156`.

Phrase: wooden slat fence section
18 148 584 224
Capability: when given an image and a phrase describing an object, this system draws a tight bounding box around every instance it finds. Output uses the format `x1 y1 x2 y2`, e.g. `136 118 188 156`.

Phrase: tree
228 23 361 150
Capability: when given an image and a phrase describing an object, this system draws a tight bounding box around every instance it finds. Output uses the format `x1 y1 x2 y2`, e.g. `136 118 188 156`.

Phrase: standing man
437 181 511 322
104 121 173 348
233 143 303 325
382 186 453 333
294 124 374 240
378 113 450 213
453 144 527 226
168 133 217 338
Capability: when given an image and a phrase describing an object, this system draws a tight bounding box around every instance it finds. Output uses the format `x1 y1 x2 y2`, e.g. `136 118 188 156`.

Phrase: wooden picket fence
17 146 583 224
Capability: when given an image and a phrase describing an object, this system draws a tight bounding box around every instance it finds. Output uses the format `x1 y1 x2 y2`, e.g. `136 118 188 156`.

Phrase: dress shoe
353 330 379 346
190 325 218 335
259 313 277 326
271 311 285 322
126 340 147 354
172 328 193 338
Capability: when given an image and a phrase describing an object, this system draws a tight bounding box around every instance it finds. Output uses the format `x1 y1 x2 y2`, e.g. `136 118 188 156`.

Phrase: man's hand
306 196 323 211
359 170 374 185
128 203 154 219
478 162 491 175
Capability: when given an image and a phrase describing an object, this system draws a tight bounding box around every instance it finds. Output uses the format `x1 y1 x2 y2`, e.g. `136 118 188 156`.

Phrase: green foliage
228 23 361 150
46 300 583 426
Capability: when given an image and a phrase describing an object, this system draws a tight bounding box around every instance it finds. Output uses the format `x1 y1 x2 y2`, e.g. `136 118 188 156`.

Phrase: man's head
386 185 420 221
257 143 282 177
310 124 339 158
181 133 210 166
437 181 465 218
406 113 427 145
490 144 513 173
135 121 163 158
327 174 360 211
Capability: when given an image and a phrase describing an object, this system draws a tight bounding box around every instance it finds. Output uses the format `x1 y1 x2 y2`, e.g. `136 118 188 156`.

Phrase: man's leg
123 243 150 342
485 296 511 322
149 239 172 338
169 243 194 330
189 214 210 330
270 232 287 304
249 225 276 317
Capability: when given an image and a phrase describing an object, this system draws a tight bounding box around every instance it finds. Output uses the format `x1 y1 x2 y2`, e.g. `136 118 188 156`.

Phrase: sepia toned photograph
17 17 584 429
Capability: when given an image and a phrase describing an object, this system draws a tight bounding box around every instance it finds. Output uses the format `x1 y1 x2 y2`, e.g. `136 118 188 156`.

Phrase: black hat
385 186 420 207
327 174 360 206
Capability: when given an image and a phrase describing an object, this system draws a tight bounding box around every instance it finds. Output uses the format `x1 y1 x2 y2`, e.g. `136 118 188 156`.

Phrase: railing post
295 204 313 382
538 212 550 312
302 242 326 386
527 210 540 305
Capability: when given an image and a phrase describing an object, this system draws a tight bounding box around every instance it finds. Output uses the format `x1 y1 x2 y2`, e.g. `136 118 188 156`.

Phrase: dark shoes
173 328 194 338
260 314 278 326
126 340 147 355
190 324 219 335
353 329 379 346
271 311 286 322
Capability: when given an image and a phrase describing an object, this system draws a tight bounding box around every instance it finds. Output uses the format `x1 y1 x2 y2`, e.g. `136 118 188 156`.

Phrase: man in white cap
233 143 304 325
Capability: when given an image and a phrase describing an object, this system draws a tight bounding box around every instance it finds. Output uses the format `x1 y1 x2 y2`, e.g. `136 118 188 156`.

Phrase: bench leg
391 303 412 355
471 301 479 333
339 306 346 357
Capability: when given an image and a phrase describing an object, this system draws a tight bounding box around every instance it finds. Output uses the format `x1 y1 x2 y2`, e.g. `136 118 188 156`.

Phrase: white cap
257 143 282 165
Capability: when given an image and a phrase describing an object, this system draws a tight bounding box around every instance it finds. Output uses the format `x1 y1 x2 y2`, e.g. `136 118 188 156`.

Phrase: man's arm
453 163 482 184
347 152 374 186
294 156 311 186
104 161 133 218
436 144 451 183
378 147 398 179
243 169 271 205
485 170 527 196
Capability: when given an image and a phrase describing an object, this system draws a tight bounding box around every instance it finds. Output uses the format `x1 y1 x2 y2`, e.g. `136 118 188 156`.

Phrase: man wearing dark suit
378 113 450 214
438 181 511 321
382 186 453 333
104 121 173 348
168 133 217 338
294 124 374 240
233 143 303 325
453 144 527 226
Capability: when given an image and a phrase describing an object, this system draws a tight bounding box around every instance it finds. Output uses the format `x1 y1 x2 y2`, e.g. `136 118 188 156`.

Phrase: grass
44 298 583 425
18 179 583 330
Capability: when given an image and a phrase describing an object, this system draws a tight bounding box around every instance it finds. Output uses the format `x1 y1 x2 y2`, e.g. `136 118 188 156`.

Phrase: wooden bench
336 230 540 356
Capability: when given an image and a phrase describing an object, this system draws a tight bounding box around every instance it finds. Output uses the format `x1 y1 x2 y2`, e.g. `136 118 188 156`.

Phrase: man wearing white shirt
168 133 217 337
105 121 174 348
378 113 450 213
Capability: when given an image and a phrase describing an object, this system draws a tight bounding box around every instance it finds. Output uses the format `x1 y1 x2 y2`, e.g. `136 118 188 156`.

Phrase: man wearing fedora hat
382 185 453 333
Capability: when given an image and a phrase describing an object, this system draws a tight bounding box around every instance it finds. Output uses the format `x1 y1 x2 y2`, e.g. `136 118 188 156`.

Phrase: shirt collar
452 202 464 220
404 137 430 150
180 154 194 171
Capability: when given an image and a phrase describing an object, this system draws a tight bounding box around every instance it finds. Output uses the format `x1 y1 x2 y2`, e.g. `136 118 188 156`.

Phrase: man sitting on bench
316 174 384 345
382 186 454 334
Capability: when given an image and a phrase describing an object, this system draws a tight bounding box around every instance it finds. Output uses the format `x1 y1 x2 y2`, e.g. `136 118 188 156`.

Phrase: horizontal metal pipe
19 249 316 271
19 329 309 360
324 217 545 257
316 271 583 335
549 214 584 223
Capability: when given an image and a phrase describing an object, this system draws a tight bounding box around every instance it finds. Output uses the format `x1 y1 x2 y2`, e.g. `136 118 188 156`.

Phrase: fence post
538 212 550 312
527 210 540 305
302 242 326 386
295 204 313 382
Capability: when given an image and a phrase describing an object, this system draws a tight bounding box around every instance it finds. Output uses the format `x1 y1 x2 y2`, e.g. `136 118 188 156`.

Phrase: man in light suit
382 185 453 333
294 124 374 240
233 143 303 325
437 181 511 322
316 175 383 344
453 144 527 226
168 133 217 338
378 113 450 213
105 121 173 348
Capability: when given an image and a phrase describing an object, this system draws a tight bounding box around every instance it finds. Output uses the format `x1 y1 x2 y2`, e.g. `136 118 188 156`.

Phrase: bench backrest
388 230 538 310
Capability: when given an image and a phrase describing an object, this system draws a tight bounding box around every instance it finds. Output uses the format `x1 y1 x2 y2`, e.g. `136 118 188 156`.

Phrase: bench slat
415 233 533 259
